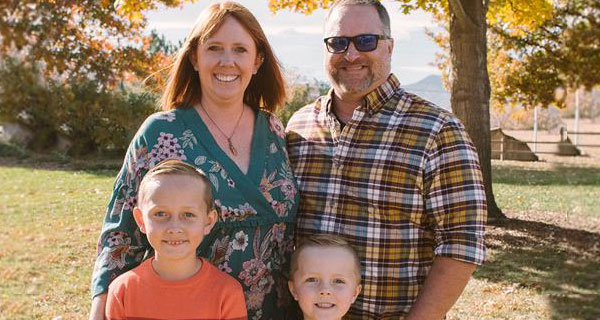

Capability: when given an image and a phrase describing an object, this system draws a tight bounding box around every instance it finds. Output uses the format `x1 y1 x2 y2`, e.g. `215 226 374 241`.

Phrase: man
285 1 487 319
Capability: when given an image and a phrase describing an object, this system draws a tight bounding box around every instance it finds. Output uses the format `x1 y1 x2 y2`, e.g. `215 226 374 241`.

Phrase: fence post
533 106 538 153
575 88 580 146
500 134 504 161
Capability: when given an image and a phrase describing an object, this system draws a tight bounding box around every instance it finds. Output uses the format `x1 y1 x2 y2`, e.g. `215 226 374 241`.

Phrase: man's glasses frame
324 34 391 54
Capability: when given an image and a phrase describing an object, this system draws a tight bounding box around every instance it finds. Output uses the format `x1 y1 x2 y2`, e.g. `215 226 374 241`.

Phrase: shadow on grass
477 218 600 319
493 165 600 186
0 156 120 177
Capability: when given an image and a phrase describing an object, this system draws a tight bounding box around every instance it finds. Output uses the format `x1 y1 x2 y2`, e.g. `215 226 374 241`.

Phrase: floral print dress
92 107 299 320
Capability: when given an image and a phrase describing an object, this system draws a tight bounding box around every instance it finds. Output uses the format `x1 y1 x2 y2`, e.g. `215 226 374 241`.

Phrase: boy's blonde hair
290 234 361 282
138 159 214 210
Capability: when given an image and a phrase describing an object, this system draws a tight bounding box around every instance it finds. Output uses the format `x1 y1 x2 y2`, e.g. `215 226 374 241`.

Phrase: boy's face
133 174 217 264
289 246 362 320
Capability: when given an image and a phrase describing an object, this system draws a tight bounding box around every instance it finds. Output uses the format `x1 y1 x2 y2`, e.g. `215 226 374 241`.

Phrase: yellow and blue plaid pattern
286 74 486 320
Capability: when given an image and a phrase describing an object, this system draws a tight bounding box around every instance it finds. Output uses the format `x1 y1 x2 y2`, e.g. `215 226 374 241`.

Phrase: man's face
324 5 393 101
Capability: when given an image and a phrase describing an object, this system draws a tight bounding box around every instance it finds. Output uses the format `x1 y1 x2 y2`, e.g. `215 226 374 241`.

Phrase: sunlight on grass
492 160 600 218
0 166 116 320
1 159 599 319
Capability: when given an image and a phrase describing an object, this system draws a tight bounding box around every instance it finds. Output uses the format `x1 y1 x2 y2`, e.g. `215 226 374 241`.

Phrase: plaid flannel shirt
285 74 486 320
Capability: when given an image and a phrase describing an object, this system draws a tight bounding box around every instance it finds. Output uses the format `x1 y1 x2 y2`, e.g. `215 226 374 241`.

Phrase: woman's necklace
200 103 245 156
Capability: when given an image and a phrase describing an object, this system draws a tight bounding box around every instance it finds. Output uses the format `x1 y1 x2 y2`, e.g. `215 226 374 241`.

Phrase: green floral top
92 108 299 320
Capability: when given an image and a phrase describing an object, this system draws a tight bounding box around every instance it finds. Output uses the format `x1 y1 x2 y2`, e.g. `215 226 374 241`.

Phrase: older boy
105 159 247 320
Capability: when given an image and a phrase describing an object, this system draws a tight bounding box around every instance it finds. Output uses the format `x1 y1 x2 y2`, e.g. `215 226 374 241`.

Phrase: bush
277 78 329 126
0 58 159 156
59 80 158 155
0 59 63 152
0 142 29 158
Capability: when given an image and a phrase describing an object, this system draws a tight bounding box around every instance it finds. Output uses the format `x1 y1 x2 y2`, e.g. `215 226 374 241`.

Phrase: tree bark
448 0 506 221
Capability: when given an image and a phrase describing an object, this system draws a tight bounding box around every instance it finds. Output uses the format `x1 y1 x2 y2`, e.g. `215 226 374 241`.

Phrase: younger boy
288 234 362 320
105 159 247 320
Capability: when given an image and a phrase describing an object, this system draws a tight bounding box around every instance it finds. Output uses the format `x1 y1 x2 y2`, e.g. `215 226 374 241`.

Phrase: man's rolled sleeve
424 119 487 265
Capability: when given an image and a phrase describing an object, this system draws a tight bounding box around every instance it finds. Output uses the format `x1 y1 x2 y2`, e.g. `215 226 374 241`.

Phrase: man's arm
406 257 476 320
412 117 486 319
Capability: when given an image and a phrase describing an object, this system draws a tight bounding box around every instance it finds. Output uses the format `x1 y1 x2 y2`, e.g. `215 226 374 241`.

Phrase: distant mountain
403 75 451 111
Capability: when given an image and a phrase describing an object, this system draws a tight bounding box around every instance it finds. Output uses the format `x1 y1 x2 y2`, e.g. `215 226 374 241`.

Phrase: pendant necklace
200 103 245 156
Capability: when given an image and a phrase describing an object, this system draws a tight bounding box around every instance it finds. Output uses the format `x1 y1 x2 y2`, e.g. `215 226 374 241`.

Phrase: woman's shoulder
142 109 180 127
259 110 285 140
136 109 190 137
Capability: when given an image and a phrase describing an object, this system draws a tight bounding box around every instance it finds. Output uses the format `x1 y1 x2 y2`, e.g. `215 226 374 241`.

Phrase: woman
89 3 299 319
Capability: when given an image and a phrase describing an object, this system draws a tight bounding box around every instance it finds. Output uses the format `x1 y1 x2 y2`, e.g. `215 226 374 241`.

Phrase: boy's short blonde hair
138 159 214 210
290 234 362 282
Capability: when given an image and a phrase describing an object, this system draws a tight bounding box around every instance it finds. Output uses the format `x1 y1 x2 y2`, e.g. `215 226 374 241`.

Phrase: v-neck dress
92 108 299 320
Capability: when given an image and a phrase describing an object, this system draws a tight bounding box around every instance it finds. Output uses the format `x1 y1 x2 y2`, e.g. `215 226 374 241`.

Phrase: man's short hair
290 234 362 282
326 0 391 37
138 159 214 210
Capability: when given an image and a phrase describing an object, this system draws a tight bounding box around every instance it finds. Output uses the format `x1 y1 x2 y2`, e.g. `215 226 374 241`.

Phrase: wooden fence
492 131 600 160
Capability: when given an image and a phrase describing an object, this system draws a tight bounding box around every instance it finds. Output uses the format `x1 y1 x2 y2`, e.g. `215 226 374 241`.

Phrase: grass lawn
449 158 600 320
1 157 599 319
0 160 117 319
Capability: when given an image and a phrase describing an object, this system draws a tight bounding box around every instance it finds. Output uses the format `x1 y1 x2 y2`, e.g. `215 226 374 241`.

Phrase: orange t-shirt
105 257 247 320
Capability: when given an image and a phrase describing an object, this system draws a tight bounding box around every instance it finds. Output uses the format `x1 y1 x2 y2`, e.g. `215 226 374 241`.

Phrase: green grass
492 160 600 218
1 158 599 319
449 159 600 320
0 165 116 319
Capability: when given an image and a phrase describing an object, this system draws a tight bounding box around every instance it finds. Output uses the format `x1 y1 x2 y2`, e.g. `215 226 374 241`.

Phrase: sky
145 1 441 85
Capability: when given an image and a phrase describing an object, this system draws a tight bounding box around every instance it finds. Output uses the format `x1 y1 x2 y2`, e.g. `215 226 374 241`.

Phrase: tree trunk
448 0 506 222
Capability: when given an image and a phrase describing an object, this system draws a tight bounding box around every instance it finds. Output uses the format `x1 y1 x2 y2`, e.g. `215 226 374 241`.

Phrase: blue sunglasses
324 34 391 53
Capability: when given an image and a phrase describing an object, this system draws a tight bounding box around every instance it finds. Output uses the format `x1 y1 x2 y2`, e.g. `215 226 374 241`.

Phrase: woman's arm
90 118 155 300
88 294 107 320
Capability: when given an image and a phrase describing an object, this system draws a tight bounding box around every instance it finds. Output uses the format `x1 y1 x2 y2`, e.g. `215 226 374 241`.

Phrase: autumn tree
431 0 599 112
0 0 193 84
0 0 186 154
491 0 600 109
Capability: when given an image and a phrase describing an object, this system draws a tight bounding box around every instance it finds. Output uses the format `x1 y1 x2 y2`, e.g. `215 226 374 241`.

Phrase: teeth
316 303 334 308
165 240 186 245
345 66 363 71
215 74 239 82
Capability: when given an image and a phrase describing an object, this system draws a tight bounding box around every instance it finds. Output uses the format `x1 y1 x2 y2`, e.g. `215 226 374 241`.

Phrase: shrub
59 80 158 155
0 142 29 158
278 78 329 126
0 58 159 156
0 59 63 152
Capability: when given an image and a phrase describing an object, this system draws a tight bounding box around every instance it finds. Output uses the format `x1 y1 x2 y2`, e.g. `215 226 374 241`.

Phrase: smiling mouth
315 303 335 309
343 65 366 71
163 240 189 246
215 74 239 82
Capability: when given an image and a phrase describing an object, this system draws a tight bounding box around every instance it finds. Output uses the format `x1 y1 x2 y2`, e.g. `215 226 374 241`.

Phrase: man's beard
328 61 375 95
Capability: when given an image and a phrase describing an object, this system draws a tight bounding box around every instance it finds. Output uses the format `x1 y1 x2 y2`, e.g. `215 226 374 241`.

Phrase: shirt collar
324 73 402 116
364 73 401 114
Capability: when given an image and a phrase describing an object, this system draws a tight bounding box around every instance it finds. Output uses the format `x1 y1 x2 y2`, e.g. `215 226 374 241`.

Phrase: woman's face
191 16 262 106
